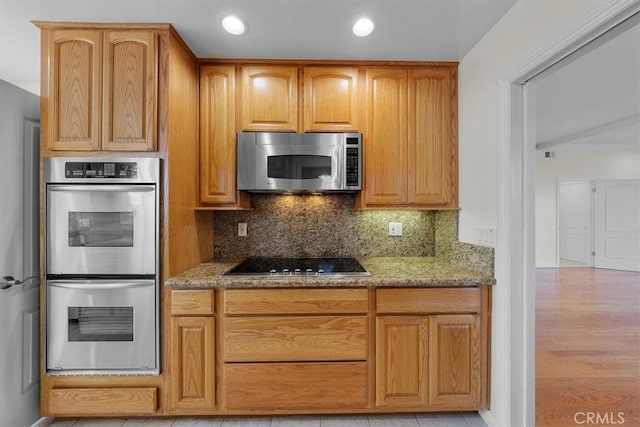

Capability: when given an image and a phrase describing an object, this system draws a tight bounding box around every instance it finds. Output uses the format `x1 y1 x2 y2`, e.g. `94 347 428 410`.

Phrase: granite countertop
165 257 496 288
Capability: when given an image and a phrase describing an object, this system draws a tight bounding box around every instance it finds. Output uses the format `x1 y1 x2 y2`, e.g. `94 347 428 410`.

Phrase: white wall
457 0 607 245
535 149 640 266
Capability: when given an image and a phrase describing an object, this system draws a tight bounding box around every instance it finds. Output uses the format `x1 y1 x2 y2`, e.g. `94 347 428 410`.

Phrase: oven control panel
65 162 138 179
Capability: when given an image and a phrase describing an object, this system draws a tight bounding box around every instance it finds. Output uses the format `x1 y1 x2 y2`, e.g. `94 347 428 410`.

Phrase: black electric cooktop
223 257 370 277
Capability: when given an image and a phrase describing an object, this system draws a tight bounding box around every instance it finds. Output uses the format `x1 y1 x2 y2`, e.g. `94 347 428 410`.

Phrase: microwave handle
47 280 154 290
47 185 155 193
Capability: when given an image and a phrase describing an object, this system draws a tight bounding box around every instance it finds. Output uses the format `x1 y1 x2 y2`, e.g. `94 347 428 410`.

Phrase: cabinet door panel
224 315 367 362
171 289 215 316
223 288 368 315
170 317 215 412
363 68 408 205
224 362 367 410
377 288 481 314
376 316 428 407
408 68 456 206
48 387 157 416
199 65 238 204
241 65 298 131
304 67 360 131
103 31 157 151
428 314 480 408
48 30 101 151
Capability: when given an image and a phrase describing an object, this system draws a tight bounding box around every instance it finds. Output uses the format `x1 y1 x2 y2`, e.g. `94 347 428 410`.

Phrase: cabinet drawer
223 362 367 410
171 290 215 315
48 387 157 416
224 315 367 362
377 288 481 314
223 288 368 315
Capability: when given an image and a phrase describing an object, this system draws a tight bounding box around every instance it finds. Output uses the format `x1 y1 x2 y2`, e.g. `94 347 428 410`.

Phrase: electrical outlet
388 222 403 237
238 222 247 237
476 227 496 246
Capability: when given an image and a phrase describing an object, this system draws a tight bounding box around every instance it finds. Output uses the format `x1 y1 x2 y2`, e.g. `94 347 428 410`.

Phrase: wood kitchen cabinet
221 288 369 411
376 288 485 411
358 66 457 209
376 316 429 407
168 290 216 414
41 28 157 152
241 65 298 131
303 66 361 132
199 65 250 208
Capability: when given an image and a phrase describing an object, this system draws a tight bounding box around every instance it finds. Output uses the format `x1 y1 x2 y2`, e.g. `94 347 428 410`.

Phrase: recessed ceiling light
352 17 374 37
221 15 247 35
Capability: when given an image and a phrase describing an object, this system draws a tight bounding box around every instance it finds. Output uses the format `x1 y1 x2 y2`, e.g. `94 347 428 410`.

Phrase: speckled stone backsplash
214 195 435 258
435 210 494 277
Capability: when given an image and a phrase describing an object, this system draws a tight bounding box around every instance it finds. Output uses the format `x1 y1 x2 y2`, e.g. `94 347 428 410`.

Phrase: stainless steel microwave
237 132 362 193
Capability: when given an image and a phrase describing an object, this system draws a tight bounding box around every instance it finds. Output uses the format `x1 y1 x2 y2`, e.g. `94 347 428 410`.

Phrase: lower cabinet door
375 316 429 407
428 314 481 408
223 362 368 410
170 316 215 412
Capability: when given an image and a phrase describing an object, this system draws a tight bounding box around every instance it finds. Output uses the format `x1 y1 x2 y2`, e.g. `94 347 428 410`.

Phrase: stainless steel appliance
237 132 362 193
44 157 160 375
223 257 371 278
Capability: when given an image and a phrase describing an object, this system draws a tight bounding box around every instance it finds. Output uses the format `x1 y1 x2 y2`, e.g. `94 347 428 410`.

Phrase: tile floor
48 413 487 426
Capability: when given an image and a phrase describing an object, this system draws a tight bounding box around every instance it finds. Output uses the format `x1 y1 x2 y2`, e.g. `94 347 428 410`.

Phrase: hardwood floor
536 267 640 426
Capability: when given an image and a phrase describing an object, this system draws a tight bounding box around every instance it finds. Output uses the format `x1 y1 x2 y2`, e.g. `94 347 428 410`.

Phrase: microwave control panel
65 162 138 179
345 136 361 188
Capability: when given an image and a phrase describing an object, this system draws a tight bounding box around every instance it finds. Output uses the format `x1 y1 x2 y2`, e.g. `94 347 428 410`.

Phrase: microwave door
256 143 342 191
46 185 156 276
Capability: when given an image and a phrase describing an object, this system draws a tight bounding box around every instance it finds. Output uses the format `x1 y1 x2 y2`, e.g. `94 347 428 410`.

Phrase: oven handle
47 280 154 290
47 185 155 193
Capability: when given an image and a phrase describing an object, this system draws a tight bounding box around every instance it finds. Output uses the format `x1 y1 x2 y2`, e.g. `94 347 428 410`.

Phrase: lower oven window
68 307 134 342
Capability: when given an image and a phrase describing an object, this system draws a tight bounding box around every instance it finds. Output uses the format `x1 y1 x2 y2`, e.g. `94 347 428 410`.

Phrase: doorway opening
527 9 639 427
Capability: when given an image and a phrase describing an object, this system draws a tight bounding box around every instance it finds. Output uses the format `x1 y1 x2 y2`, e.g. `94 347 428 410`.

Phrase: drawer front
171 290 215 315
223 288 368 314
377 288 481 314
224 315 367 362
223 362 368 410
48 387 157 416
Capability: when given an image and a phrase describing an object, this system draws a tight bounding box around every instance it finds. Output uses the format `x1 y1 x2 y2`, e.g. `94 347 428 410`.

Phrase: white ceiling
535 18 640 151
0 0 517 95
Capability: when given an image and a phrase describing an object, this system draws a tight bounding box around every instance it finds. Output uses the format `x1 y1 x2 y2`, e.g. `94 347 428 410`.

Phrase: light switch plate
238 222 247 237
388 222 403 237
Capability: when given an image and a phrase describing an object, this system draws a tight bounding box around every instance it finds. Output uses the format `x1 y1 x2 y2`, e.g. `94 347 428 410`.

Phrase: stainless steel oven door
46 279 157 374
46 184 156 275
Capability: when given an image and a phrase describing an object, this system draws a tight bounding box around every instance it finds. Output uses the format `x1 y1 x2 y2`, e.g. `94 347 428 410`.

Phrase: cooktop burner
223 257 371 277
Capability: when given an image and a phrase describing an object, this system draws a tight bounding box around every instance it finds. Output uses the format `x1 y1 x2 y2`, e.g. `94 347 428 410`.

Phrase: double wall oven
44 157 160 375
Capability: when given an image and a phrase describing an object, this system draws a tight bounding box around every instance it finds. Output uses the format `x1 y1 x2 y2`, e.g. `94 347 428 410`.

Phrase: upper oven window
68 212 134 247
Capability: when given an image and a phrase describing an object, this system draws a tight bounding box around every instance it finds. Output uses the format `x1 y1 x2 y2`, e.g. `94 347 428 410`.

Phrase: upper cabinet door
407 68 457 206
241 65 298 131
199 65 239 205
102 31 157 151
363 68 408 205
303 67 360 132
47 30 102 151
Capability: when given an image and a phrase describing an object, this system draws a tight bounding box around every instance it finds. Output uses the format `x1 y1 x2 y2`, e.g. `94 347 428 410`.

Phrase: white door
594 180 640 272
0 119 41 427
558 180 593 266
